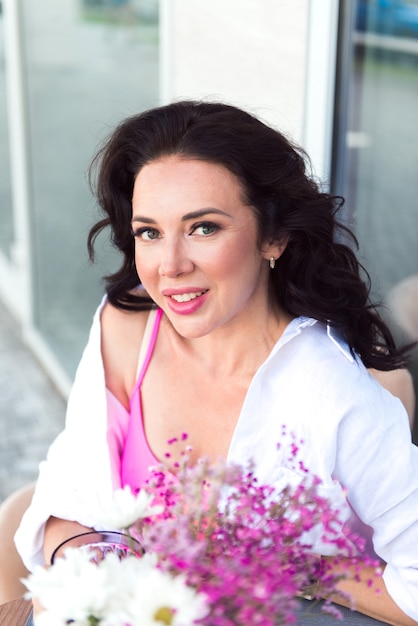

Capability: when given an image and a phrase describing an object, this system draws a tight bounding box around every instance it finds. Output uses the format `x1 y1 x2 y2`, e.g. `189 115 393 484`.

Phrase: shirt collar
268 316 355 363
326 323 355 362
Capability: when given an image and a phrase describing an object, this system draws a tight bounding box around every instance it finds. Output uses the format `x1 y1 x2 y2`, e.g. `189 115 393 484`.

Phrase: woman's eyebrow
131 215 157 225
181 208 232 221
131 208 232 225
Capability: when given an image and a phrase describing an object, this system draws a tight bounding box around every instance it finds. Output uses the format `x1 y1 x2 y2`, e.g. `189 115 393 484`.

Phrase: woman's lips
170 290 208 303
162 289 209 315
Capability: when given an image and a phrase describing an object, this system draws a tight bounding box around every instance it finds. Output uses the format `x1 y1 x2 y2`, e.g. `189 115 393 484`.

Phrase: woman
13 101 418 624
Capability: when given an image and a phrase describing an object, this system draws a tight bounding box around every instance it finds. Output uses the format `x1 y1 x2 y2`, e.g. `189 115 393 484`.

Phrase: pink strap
131 308 163 400
120 308 163 492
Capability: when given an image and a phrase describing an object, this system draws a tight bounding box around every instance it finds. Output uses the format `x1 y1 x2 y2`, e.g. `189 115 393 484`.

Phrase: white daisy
98 486 163 530
24 547 109 623
122 561 209 626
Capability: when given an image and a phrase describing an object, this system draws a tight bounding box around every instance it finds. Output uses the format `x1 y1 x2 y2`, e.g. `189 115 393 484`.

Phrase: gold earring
269 257 276 269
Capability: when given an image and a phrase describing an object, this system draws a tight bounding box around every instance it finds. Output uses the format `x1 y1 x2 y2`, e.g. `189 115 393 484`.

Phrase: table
0 597 32 626
0 596 391 625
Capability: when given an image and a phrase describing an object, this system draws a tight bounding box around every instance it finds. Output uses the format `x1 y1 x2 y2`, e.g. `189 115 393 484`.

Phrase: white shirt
15 298 418 620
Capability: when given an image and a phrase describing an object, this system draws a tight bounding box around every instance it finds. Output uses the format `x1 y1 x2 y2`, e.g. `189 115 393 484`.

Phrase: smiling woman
7 100 418 625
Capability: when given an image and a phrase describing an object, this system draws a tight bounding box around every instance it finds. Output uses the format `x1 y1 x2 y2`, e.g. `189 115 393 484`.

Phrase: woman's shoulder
100 287 155 335
100 295 154 408
298 322 415 423
271 319 389 406
101 298 150 331
280 317 356 368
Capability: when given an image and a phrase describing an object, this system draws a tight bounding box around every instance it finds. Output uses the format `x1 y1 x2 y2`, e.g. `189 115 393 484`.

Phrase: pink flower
128 431 380 626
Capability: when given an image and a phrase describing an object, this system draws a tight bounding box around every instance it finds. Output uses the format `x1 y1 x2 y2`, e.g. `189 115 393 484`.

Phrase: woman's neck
163 305 293 379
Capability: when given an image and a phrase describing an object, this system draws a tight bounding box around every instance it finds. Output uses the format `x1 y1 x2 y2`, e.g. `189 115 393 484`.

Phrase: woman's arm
15 298 112 571
42 517 92 565
335 368 416 624
368 368 415 432
325 558 417 626
30 517 93 622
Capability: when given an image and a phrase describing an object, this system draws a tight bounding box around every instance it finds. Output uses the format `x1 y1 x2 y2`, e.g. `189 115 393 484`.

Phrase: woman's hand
31 579 46 625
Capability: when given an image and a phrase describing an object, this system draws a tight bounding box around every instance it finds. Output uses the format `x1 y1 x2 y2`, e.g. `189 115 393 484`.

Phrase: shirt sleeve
333 373 418 621
14 296 117 571
228 319 418 620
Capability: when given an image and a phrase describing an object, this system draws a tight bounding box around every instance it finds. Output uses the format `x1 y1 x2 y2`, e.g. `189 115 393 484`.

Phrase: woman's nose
158 238 194 277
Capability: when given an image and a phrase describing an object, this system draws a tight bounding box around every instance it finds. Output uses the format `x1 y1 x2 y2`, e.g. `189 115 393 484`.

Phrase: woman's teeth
171 291 207 303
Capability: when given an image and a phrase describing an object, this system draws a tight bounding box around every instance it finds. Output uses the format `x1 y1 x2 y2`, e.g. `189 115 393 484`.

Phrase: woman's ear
261 234 289 264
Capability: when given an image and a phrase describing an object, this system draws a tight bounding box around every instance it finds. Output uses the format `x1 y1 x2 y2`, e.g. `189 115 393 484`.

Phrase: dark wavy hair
88 100 408 370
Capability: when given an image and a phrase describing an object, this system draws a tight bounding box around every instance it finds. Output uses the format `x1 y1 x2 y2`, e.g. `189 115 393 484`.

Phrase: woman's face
131 156 284 338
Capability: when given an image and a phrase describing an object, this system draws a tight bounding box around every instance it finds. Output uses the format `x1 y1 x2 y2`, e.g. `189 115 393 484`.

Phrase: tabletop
0 597 32 626
0 595 392 625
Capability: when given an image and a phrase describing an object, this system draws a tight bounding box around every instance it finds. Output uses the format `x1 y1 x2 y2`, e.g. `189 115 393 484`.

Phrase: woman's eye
134 228 160 241
192 223 219 236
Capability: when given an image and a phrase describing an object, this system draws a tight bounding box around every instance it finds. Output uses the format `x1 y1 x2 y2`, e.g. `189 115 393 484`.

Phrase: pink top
106 308 163 494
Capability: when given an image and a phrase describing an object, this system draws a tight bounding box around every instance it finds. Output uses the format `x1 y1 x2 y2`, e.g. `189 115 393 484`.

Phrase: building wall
161 0 309 139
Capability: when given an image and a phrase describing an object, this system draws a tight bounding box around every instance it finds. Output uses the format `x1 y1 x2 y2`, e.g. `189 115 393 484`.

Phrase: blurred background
0 0 417 500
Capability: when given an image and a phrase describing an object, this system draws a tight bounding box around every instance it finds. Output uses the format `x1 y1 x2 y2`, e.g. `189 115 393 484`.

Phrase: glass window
0 1 14 259
333 0 418 440
20 0 159 377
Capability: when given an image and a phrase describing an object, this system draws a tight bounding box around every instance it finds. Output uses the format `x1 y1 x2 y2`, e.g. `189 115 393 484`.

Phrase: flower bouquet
24 435 379 626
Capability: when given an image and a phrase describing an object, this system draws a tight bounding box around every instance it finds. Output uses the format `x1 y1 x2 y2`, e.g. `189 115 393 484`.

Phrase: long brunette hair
88 100 409 370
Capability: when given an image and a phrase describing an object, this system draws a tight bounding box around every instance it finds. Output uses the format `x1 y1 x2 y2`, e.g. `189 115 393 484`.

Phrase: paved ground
0 300 66 504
